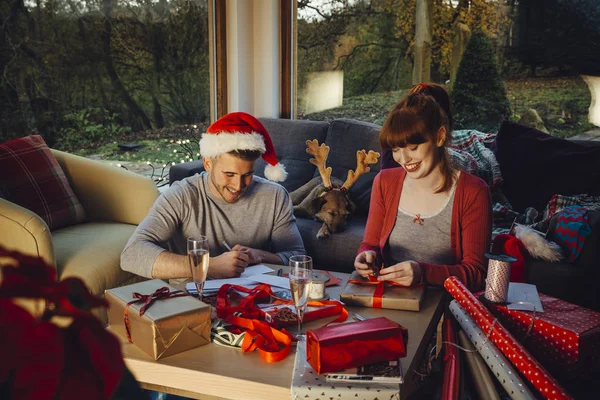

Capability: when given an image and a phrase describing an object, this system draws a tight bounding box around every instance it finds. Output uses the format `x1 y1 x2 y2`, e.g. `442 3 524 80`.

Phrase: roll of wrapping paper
484 253 516 303
457 329 500 400
441 317 461 400
444 277 572 400
450 300 533 400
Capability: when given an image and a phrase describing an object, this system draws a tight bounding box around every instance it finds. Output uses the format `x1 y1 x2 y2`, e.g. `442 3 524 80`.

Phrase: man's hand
354 251 378 279
232 244 263 265
377 260 422 286
208 251 249 279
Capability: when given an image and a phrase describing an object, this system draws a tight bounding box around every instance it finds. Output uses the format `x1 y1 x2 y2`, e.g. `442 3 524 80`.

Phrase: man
121 112 306 279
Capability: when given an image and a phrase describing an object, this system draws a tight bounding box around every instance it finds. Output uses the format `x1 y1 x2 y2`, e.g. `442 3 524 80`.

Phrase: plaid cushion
0 135 85 230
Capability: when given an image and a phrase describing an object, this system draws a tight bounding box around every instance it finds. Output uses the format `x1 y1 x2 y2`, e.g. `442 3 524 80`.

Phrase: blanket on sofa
492 193 600 236
450 129 502 190
450 130 513 213
449 130 600 238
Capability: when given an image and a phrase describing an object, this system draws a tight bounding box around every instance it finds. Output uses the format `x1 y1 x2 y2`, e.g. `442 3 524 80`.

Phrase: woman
354 84 492 291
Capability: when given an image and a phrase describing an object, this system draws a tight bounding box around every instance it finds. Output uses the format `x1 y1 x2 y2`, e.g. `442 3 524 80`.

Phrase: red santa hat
199 112 287 182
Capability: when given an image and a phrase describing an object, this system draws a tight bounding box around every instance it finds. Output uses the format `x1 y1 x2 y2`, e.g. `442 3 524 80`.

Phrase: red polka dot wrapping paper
444 276 573 400
484 293 600 381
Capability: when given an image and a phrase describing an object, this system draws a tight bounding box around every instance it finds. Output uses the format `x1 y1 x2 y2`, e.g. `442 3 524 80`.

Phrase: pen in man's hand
222 240 233 251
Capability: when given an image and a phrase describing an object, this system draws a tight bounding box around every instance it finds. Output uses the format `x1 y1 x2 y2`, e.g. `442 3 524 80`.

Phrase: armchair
0 149 159 323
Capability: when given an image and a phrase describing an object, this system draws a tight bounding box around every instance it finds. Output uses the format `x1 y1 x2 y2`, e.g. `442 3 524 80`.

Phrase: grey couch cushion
321 119 382 215
297 216 366 273
169 160 205 184
258 118 329 193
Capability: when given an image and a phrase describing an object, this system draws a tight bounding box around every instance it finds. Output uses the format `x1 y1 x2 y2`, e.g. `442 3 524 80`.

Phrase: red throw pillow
0 135 86 230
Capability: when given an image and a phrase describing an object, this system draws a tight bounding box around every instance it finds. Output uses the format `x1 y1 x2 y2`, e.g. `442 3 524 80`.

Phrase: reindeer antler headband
305 139 380 194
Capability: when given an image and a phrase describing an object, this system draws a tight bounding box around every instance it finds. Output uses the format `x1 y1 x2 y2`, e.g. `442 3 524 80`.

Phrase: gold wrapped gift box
340 271 425 311
106 279 211 360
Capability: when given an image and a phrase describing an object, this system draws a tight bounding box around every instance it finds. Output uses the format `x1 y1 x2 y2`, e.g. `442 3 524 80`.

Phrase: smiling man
121 112 306 279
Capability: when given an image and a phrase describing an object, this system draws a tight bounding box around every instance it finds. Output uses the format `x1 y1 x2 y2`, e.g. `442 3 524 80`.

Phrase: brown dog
291 177 356 238
291 140 379 239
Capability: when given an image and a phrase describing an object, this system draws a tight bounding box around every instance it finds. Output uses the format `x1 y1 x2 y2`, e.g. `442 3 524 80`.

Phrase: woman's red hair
379 93 456 193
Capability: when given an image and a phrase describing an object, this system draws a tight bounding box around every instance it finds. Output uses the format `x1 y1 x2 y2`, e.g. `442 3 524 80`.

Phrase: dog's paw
316 226 331 239
316 231 330 239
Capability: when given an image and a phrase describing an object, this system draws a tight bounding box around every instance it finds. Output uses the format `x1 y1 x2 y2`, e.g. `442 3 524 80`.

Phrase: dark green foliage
0 0 210 150
297 0 412 104
451 29 511 132
55 108 131 150
516 0 600 76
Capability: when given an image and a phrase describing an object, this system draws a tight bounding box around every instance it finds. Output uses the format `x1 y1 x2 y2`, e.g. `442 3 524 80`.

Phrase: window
1 0 213 165
296 0 598 139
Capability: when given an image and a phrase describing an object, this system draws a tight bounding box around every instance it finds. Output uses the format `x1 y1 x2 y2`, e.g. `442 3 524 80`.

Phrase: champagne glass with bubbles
187 236 210 297
289 255 313 340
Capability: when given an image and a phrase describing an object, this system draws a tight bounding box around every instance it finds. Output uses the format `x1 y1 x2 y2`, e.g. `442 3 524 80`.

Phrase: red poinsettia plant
0 247 135 400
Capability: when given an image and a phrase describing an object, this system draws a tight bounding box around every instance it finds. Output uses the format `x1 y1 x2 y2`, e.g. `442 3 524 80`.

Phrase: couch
0 149 159 323
492 121 600 311
171 118 600 310
169 118 382 273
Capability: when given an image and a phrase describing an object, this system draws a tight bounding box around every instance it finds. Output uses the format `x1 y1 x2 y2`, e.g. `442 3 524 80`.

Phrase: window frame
210 0 228 120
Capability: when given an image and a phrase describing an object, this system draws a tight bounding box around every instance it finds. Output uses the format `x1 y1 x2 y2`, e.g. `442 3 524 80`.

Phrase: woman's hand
354 251 378 278
378 260 422 286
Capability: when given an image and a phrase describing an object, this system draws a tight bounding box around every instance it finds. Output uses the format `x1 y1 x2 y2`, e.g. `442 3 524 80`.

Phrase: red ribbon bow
348 275 419 308
216 283 348 363
124 287 189 342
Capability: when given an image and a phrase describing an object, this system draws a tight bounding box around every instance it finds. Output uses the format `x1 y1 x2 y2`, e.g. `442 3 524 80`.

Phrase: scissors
367 260 381 277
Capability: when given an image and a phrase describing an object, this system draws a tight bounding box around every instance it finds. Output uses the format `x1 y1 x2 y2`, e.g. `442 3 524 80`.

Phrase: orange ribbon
216 283 347 362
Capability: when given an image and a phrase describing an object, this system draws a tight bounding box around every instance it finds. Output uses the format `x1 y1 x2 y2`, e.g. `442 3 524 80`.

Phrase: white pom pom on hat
199 112 287 182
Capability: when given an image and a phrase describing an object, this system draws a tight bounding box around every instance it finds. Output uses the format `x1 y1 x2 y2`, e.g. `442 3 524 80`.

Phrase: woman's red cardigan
358 168 493 291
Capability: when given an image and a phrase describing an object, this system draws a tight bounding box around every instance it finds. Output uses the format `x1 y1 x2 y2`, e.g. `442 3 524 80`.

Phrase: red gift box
260 301 345 329
306 317 408 374
485 293 600 379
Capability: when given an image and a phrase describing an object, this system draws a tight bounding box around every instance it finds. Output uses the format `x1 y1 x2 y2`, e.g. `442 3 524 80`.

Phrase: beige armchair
0 150 159 323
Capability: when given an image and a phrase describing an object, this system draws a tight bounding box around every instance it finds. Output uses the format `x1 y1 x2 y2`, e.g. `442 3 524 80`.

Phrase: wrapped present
291 340 400 400
106 279 211 360
216 283 341 363
485 293 600 379
259 301 345 329
306 316 407 374
441 317 461 400
449 300 535 400
457 330 501 400
340 271 425 311
444 276 573 400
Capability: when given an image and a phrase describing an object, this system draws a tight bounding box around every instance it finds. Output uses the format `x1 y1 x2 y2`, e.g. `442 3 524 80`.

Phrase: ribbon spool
308 272 330 300
484 253 517 304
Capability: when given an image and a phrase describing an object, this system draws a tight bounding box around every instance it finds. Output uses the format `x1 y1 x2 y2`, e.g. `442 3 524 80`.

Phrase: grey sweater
121 172 306 278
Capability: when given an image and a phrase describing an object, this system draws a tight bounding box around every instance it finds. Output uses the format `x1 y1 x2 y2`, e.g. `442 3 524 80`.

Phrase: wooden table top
115 266 445 400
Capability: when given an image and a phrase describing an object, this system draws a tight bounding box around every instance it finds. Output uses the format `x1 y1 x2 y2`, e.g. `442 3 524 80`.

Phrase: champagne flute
187 236 210 297
289 255 313 340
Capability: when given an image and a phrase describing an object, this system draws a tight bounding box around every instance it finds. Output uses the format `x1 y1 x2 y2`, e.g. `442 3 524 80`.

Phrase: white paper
240 264 274 277
246 274 290 289
291 341 400 400
185 265 274 293
186 277 258 293
507 282 544 312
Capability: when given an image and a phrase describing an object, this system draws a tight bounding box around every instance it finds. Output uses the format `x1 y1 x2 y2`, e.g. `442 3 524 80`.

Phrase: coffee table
116 267 445 400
